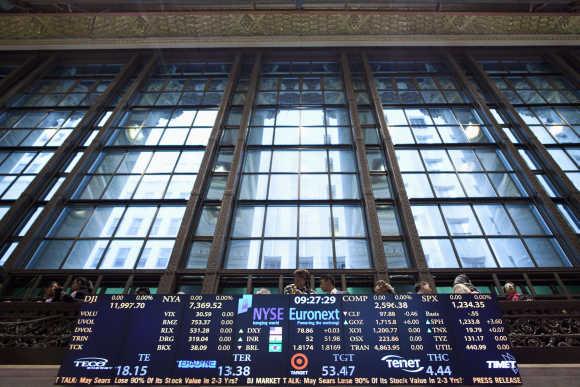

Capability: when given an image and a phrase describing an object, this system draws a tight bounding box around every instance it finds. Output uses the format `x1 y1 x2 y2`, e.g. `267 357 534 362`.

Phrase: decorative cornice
0 11 578 49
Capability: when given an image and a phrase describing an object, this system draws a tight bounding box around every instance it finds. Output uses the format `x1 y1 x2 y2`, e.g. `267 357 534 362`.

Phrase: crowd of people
276 269 524 301
42 271 526 302
43 277 93 303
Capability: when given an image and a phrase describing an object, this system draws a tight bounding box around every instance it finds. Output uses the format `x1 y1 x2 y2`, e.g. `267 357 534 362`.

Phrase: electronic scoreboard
56 294 522 385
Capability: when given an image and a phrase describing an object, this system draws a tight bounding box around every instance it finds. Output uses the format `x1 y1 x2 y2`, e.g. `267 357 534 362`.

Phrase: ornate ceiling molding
0 11 578 49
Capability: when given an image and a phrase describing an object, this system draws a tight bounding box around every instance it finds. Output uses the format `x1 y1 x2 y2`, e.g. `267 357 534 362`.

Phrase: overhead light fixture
464 123 480 140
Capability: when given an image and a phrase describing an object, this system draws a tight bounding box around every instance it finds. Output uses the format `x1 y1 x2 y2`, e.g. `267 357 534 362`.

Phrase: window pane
333 206 365 237
459 174 496 197
195 205 220 236
300 206 332 237
206 176 227 200
165 179 195 200
506 204 550 235
335 240 370 269
232 206 265 238
397 150 424 171
430 173 464 198
136 240 173 269
225 240 261 269
377 205 399 235
371 175 391 198
412 206 446 236
62 240 107 269
421 239 458 268
421 150 453 171
186 241 211 269
261 240 296 269
383 241 410 268
454 238 496 268
244 150 271 173
150 207 184 237
133 175 170 198
476 149 508 171
271 150 298 172
78 175 111 199
300 174 329 200
330 174 359 199
301 126 325 144
176 151 204 173
81 206 124 237
102 175 140 199
300 150 327 172
525 238 570 267
402 174 433 198
489 238 535 268
489 173 521 197
473 205 516 235
449 149 482 171
214 151 233 172
413 126 440 144
265 206 297 237
268 175 298 199
328 150 356 172
147 152 179 173
116 206 157 237
367 150 387 172
239 175 268 200
248 127 274 145
299 239 333 269
274 127 299 145
100 240 143 269
440 205 481 236
49 207 91 237
28 240 73 269
383 108 407 125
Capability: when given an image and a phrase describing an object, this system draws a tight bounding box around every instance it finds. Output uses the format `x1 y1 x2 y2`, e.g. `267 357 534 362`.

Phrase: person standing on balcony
504 282 520 301
452 274 479 294
284 269 315 295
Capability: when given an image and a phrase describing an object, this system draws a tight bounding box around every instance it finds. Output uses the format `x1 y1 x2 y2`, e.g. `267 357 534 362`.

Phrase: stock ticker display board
56 294 522 385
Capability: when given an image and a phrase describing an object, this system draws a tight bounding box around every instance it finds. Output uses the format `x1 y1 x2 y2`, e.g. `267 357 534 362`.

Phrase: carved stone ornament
0 11 578 49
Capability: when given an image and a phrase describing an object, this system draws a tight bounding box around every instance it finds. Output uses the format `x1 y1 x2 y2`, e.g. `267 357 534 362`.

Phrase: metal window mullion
0 55 45 101
444 49 579 265
0 54 60 247
0 54 57 109
464 52 580 216
339 53 387 278
2 54 158 271
544 51 580 90
157 55 242 293
0 54 142 246
360 52 432 286
202 53 262 293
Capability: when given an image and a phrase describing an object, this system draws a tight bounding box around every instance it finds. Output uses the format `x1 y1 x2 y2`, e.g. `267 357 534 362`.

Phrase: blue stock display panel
56 294 522 385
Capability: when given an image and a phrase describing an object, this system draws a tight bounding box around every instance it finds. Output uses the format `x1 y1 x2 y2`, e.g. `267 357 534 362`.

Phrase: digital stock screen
56 294 522 385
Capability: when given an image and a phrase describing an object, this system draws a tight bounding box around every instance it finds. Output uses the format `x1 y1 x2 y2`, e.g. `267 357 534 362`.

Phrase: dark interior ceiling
1 0 579 13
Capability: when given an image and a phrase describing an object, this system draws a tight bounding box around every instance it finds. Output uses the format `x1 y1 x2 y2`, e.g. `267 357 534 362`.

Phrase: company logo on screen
290 353 309 375
237 295 253 315
176 360 217 369
486 353 519 374
380 355 424 373
253 307 285 325
288 308 340 326
73 357 111 370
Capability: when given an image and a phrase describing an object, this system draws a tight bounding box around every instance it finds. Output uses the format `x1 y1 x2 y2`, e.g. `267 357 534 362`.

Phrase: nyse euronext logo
253 307 285 326
253 306 340 326
288 308 340 326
